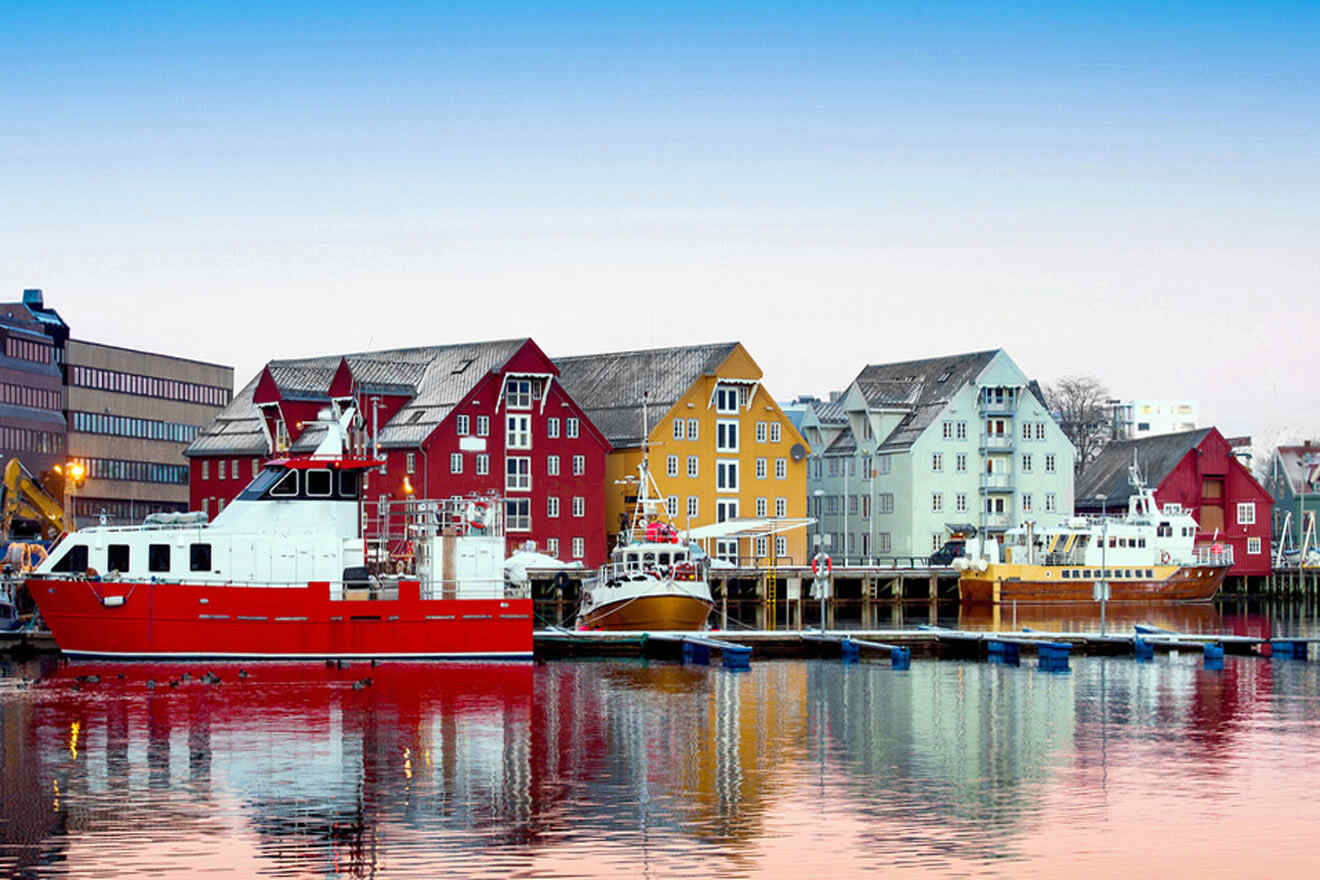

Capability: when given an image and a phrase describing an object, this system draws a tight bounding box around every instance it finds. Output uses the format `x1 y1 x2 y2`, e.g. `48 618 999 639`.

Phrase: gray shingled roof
554 342 740 447
185 339 528 456
824 428 857 456
852 350 1001 451
1076 428 1212 508
811 399 847 425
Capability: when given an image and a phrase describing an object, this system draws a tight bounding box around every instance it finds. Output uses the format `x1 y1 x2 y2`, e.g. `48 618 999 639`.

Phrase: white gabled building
805 349 1076 561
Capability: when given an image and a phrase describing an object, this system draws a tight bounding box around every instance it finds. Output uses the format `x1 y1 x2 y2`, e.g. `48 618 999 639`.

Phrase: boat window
1146 569 1154 578
270 469 298 497
148 544 170 573
190 544 212 572
1062 570 1070 579
50 544 88 573
306 468 333 497
643 552 656 567
659 552 671 566
1108 537 1116 548
337 469 361 499
1157 522 1172 537
239 468 284 500
107 544 130 572
1138 538 1146 548
675 552 686 563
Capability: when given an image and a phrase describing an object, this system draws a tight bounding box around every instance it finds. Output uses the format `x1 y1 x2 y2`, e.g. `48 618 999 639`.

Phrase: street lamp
1094 494 1109 636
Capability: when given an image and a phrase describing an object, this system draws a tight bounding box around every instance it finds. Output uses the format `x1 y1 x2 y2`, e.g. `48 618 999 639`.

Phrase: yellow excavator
2 458 77 573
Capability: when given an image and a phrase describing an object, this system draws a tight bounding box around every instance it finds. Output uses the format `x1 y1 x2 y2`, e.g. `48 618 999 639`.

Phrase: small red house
1076 427 1273 581
184 338 612 566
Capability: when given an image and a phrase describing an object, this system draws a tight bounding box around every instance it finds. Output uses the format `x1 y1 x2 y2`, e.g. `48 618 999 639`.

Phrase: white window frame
506 414 532 450
476 415 490 436
769 423 781 443
687 418 699 440
673 419 684 440
571 537 584 559
932 452 943 472
755 497 767 518
667 454 679 477
687 456 699 478
476 454 489 475
716 459 739 493
505 378 533 409
1237 502 1256 525
775 458 786 480
406 452 416 474
547 455 560 476
1045 492 1057 512
546 537 559 557
1022 493 1033 513
714 386 739 414
1247 536 1262 554
506 498 531 532
547 496 560 518
666 495 678 517
956 453 967 473
687 496 699 519
775 535 786 558
932 492 943 512
755 421 768 443
450 452 463 474
572 496 585 517
956 493 967 513
716 419 739 453
1021 453 1033 473
546 417 560 438
572 454 585 476
456 414 470 436
506 456 531 492
775 497 787 518
956 421 966 440
716 498 739 523
1045 454 1056 473
755 457 767 479
566 417 579 439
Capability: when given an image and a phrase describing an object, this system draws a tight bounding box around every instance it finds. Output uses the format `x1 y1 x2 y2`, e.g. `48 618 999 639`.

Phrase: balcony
980 434 1015 452
979 473 1014 493
978 389 1019 416
982 512 1012 531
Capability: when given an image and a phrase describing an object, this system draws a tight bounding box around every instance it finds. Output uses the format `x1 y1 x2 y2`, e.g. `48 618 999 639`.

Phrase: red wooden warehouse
1076 427 1273 583
184 338 611 566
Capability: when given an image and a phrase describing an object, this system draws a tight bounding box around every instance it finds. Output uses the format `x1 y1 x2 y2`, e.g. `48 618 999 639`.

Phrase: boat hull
26 577 532 660
579 594 713 631
959 564 1228 605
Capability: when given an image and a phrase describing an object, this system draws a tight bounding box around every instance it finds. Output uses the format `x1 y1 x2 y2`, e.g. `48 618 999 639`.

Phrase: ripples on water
3 627 1320 877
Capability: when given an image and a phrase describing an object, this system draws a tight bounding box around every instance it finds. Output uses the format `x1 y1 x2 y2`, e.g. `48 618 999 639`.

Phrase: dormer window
715 386 739 413
506 379 533 409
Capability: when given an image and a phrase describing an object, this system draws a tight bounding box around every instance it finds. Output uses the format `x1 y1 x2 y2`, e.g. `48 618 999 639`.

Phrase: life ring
812 554 833 576
1160 551 1170 564
467 499 490 529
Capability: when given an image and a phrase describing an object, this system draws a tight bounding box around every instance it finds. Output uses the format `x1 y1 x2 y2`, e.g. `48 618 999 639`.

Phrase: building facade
1109 399 1199 440
805 350 1076 561
1077 427 1272 579
185 339 612 566
1263 443 1320 553
0 293 66 478
555 342 810 565
64 339 233 525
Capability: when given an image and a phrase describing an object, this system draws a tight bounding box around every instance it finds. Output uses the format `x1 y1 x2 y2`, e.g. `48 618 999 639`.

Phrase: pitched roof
851 350 1000 450
185 339 528 456
1273 444 1320 494
1076 428 1213 507
553 342 740 447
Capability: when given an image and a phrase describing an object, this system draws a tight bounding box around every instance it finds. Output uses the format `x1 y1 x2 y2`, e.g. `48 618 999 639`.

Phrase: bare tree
1044 376 1113 474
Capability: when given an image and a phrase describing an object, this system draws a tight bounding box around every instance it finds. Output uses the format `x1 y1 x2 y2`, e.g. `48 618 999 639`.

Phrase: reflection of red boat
26 406 532 661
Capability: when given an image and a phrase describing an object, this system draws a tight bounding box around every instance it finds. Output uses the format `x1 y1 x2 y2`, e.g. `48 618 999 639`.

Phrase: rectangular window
775 497 787 518
878 532 891 553
755 536 768 558
715 385 739 413
755 457 767 479
666 495 678 517
932 492 943 512
1045 493 1057 512
506 498 531 531
450 452 463 474
148 544 171 572
716 460 739 492
506 378 533 409
1045 454 1056 473
547 496 560 518
932 452 943 472
218 459 227 481
572 454 585 475
956 493 967 513
687 456 699 478
716 419 739 452
1036 423 1046 440
673 419 685 440
476 454 489 475
456 414 470 436
933 534 943 552
252 459 259 478
1022 422 1032 440
687 496 699 519
942 421 953 439
956 421 967 440
1236 502 1256 525
879 493 894 514
507 414 532 449
667 455 679 477
956 453 967 473
571 496 585 517
189 544 212 572
1021 453 1033 473
201 459 209 480
775 458 787 479
546 417 560 438
107 544 130 573
756 421 768 443
775 535 786 557
477 415 490 436
547 455 560 476
572 537 584 559
687 418 699 440
1247 537 1262 554
566 418 579 438
769 423 781 443
1022 493 1033 513
506 456 531 491
716 499 739 524
546 537 559 558
406 453 416 474
755 497 767 518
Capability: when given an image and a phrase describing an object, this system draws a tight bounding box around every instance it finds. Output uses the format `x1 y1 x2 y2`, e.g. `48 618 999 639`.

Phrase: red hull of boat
27 577 532 660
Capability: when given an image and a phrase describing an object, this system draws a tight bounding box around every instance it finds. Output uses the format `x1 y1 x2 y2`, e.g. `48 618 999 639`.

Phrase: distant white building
1109 399 1198 440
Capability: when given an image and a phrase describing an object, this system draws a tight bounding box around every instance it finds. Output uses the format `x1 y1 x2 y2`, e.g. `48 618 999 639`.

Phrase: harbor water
3 606 1320 877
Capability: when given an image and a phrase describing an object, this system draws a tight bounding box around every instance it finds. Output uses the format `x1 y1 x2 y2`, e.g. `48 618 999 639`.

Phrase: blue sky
3 1 1317 438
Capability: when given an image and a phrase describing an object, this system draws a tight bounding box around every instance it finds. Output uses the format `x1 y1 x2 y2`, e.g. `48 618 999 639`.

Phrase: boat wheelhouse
27 405 531 660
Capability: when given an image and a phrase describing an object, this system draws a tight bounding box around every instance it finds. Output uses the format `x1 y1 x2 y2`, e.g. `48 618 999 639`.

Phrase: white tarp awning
682 517 815 542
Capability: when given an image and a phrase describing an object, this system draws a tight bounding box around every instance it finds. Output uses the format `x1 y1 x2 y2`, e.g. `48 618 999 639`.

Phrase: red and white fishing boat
26 405 532 660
